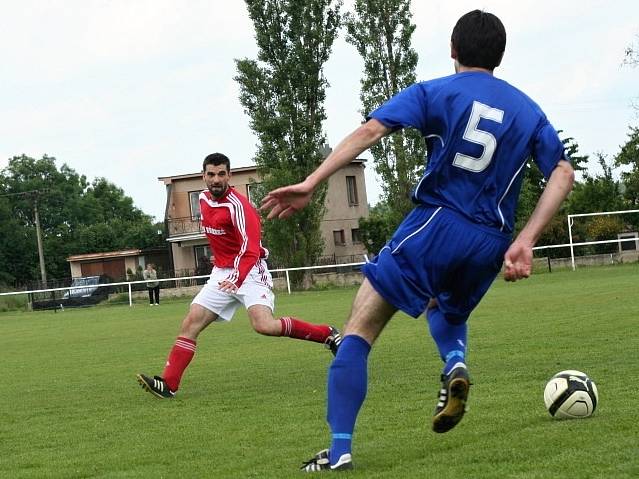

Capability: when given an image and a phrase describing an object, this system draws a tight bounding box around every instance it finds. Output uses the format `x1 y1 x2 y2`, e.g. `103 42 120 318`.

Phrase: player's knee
252 319 274 336
250 315 279 336
252 323 269 335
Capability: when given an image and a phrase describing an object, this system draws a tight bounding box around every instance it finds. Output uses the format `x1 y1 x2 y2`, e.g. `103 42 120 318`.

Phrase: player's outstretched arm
504 160 574 282
261 119 391 219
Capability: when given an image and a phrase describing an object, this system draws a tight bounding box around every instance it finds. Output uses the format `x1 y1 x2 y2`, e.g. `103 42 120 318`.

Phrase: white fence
1 234 638 310
0 262 366 308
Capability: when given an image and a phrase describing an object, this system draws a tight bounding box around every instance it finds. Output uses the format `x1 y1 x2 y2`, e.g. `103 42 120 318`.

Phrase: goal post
567 209 639 270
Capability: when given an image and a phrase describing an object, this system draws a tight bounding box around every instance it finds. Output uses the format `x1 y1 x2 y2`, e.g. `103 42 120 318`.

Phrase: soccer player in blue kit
262 9 575 472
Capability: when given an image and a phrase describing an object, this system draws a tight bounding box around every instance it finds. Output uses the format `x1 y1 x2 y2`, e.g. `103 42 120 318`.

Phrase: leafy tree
357 201 395 254
72 218 164 255
514 134 588 242
84 178 143 223
566 153 627 254
235 0 342 274
1 155 87 282
0 155 165 285
624 35 639 111
615 126 639 208
624 36 638 66
585 216 626 254
568 153 624 214
0 195 32 285
1 155 88 233
536 214 570 251
344 0 425 230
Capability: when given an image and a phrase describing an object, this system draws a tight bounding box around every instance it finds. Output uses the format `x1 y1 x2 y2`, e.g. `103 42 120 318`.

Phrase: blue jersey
369 71 567 234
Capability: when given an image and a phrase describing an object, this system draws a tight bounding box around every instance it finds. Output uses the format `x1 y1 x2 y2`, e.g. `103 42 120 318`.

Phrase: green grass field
2 265 638 478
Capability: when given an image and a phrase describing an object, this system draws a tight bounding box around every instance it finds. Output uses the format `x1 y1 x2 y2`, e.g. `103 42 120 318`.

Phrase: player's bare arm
261 119 391 219
504 159 574 282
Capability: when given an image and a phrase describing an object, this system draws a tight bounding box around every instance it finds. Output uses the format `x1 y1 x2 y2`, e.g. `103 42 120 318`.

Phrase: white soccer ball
544 370 598 419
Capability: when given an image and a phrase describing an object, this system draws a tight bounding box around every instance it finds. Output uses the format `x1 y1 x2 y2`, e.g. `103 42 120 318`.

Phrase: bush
0 293 29 312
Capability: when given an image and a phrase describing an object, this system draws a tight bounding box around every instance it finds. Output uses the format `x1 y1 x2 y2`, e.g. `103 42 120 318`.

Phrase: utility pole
33 194 47 286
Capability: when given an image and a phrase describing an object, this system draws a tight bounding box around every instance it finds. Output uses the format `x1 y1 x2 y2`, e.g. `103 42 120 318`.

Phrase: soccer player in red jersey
137 153 341 398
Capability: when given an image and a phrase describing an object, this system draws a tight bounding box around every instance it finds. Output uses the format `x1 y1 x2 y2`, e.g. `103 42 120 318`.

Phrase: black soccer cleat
136 373 175 399
324 327 343 356
301 449 353 472
432 363 470 433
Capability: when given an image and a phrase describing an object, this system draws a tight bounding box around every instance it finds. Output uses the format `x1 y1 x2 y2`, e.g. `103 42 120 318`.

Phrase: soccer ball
543 370 598 419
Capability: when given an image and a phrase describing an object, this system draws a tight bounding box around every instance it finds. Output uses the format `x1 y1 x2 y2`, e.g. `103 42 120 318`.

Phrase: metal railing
166 216 203 236
0 262 367 309
3 235 638 310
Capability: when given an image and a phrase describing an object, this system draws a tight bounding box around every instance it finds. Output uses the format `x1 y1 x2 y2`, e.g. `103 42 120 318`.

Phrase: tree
0 155 164 285
586 215 626 254
615 126 639 208
566 153 628 254
624 35 639 111
511 134 591 258
344 0 425 230
624 35 638 67
84 178 144 223
1 155 88 231
568 153 624 214
357 201 395 254
1 155 88 282
514 134 588 241
235 0 342 274
0 195 31 286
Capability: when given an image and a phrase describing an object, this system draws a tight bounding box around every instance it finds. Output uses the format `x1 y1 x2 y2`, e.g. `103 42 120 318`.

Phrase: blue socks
327 334 371 465
325 311 464 465
427 306 467 374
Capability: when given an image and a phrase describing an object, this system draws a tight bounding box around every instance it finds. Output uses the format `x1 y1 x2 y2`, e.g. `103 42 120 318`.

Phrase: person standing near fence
137 153 342 399
262 10 574 471
143 263 160 306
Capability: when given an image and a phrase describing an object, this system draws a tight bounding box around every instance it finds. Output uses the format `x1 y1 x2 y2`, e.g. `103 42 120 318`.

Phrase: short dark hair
451 10 506 70
202 153 231 172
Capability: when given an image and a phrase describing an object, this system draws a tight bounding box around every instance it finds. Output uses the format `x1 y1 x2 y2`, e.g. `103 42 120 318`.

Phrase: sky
2 0 638 222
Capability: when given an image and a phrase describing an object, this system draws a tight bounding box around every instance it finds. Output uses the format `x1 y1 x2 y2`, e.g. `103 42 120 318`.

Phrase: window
333 230 346 246
189 191 201 219
346 176 358 206
246 182 262 207
351 228 362 244
194 245 212 274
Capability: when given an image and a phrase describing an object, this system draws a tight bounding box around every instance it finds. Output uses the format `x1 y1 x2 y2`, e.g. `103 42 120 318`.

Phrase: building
159 160 369 275
67 249 141 280
66 247 170 281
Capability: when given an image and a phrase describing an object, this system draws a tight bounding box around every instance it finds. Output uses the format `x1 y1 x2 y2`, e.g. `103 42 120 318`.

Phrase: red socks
279 316 332 343
161 321 329 391
162 336 196 391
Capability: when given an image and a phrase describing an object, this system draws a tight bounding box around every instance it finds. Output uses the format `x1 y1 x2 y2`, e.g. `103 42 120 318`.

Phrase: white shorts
191 260 275 321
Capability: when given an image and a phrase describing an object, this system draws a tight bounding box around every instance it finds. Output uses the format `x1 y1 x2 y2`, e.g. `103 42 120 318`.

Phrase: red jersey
199 187 269 288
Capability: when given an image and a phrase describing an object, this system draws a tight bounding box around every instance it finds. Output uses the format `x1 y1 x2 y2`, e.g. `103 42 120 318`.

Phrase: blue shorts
362 205 510 322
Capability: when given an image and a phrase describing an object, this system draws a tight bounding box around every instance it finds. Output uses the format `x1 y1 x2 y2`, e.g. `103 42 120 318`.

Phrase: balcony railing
167 216 204 237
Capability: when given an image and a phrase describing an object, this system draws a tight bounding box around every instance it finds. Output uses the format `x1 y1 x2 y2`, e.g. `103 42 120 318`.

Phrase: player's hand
260 181 314 219
218 280 238 294
503 240 533 282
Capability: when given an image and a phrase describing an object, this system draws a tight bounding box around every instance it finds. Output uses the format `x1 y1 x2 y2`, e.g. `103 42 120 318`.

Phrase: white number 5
453 101 504 173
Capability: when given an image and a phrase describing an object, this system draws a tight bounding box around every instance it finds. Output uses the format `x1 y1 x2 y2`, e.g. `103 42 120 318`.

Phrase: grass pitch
2 264 638 478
